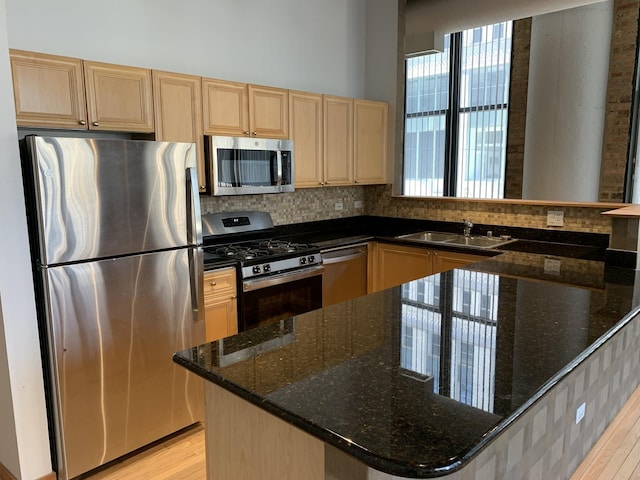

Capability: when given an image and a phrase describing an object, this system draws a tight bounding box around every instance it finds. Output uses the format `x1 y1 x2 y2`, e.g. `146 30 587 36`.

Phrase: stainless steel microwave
206 136 294 196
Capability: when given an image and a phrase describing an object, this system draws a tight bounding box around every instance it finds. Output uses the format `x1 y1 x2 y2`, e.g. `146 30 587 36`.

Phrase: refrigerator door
43 248 204 479
26 136 201 265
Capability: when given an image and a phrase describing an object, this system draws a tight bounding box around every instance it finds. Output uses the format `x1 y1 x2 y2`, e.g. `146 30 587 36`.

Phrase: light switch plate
547 210 564 227
544 258 562 275
334 202 344 211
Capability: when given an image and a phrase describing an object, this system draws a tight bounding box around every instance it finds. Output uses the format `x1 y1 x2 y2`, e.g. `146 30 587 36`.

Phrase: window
403 21 513 199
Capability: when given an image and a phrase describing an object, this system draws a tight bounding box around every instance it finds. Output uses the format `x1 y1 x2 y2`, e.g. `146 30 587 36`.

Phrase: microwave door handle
277 150 283 187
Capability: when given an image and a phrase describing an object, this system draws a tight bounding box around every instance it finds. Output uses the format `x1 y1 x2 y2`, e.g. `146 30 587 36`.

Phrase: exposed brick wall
600 0 639 202
504 18 531 199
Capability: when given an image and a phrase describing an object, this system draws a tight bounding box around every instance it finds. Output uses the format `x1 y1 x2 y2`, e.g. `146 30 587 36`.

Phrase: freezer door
26 136 201 265
43 248 204 480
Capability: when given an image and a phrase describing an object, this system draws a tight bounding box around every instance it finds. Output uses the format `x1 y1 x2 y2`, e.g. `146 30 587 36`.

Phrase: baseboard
0 462 55 480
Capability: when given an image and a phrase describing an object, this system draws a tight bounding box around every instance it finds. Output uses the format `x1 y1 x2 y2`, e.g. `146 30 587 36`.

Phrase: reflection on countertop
175 261 639 477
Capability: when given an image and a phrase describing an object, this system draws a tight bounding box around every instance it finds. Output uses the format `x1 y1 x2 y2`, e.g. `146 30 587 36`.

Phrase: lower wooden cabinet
203 267 238 342
371 242 485 292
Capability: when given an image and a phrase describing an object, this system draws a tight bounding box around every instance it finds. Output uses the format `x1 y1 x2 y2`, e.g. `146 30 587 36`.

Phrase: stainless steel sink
444 235 517 249
396 231 517 249
397 231 460 242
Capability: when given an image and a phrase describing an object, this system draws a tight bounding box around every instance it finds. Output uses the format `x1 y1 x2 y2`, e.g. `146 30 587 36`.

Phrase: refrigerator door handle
189 246 204 323
186 165 203 246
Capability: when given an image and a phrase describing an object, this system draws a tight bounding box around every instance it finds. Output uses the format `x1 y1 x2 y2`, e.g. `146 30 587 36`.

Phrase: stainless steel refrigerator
20 135 204 480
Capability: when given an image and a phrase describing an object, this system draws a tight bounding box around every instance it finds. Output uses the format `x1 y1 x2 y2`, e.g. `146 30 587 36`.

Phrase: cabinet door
248 84 289 139
374 243 432 292
84 61 154 132
322 248 367 307
290 90 323 188
202 78 249 136
203 268 238 342
354 99 388 185
153 71 206 192
10 49 88 129
323 95 354 186
204 299 238 343
432 250 485 274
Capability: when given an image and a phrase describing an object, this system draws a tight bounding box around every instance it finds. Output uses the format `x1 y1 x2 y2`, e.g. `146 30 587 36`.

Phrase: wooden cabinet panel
203 80 288 138
374 243 433 292
249 85 289 139
203 268 237 342
84 61 154 132
10 49 87 129
354 99 388 184
290 90 323 188
432 250 485 274
323 95 353 186
202 78 249 136
153 70 206 192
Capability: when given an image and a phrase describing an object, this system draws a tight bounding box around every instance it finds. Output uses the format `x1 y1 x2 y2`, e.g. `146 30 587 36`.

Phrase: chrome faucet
463 219 473 237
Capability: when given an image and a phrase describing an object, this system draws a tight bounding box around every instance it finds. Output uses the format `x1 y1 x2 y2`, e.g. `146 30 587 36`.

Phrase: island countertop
174 248 640 478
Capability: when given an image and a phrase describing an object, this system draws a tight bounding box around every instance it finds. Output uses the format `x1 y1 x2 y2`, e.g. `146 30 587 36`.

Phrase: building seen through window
404 21 512 199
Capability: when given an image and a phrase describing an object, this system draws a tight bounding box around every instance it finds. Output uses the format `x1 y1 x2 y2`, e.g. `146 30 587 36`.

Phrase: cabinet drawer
203 267 236 299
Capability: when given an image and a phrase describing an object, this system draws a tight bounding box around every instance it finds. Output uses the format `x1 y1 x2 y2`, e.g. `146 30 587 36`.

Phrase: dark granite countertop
175 242 639 477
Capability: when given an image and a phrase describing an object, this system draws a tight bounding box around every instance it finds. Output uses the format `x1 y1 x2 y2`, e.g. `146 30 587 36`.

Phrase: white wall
5 0 367 98
523 1 612 201
0 0 51 477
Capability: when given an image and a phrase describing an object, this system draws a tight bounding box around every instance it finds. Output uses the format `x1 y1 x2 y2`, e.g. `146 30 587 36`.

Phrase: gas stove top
201 212 322 279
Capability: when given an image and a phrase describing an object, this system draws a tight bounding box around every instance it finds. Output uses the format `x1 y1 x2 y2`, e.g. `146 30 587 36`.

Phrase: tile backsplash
200 184 617 235
199 186 366 225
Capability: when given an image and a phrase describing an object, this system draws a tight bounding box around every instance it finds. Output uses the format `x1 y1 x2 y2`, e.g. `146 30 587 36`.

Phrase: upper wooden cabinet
324 95 354 186
290 90 323 187
84 61 154 132
354 99 388 185
152 70 206 192
10 49 88 129
203 78 289 139
293 94 388 189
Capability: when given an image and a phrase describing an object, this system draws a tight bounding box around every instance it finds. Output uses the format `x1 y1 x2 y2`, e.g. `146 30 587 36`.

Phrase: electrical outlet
547 210 565 227
334 202 344 211
544 258 562 275
576 402 586 424
354 200 363 209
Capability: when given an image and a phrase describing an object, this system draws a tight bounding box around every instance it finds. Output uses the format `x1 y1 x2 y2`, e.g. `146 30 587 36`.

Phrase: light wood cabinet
83 61 154 132
323 95 354 186
290 90 324 187
373 243 434 292
354 99 388 184
203 78 289 138
10 49 88 129
293 95 388 188
152 70 206 192
203 267 238 342
371 242 485 292
432 250 485 273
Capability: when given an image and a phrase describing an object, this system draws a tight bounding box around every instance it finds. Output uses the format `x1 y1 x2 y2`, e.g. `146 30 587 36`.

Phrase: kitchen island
174 249 640 479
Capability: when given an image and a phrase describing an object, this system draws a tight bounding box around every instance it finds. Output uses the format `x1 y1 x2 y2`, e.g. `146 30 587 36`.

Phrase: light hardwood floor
84 386 640 480
84 424 205 480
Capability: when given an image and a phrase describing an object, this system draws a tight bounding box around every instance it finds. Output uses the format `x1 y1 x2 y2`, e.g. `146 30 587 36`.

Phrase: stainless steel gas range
202 211 323 332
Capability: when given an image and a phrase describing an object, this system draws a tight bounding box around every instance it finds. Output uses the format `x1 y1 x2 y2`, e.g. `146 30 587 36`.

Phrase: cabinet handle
78 120 86 126
210 281 217 286
243 131 250 136
200 185 206 189
252 131 258 136
92 122 99 127
230 295 237 300
355 180 359 184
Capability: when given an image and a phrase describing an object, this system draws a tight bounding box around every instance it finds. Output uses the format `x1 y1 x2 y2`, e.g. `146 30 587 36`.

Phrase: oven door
239 265 323 331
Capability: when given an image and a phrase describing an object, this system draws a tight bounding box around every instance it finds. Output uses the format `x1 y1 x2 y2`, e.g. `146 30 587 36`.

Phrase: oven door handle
242 265 324 292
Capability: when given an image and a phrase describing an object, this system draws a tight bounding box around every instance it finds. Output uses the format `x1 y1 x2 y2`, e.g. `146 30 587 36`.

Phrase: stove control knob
263 264 271 272
252 265 261 274
308 255 315 264
300 257 307 265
